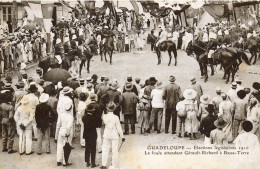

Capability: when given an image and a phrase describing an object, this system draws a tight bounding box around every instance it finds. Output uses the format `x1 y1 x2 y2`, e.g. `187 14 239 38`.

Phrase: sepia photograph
0 0 260 169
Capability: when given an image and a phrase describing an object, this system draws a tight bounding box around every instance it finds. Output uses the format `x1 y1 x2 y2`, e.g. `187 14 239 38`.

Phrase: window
1 6 12 22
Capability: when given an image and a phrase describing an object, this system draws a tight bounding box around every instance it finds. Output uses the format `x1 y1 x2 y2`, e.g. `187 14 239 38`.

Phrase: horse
100 36 114 64
244 38 259 64
147 34 178 66
38 54 71 75
79 44 95 75
186 41 215 82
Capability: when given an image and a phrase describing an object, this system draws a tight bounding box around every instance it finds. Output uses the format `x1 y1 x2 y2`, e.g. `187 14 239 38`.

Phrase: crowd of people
0 67 260 167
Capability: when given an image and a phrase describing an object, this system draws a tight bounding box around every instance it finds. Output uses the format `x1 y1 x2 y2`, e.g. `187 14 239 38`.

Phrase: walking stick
118 141 124 152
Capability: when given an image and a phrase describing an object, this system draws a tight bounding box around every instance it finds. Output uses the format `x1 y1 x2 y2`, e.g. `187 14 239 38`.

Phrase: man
156 26 167 47
227 82 238 103
149 81 164 133
235 77 244 91
56 86 74 145
56 99 74 166
199 104 217 145
13 81 27 110
232 90 248 141
135 77 141 95
171 27 179 50
67 72 80 90
123 76 138 96
144 77 157 123
14 95 34 155
75 79 87 104
211 87 223 116
121 83 139 134
82 104 99 168
87 94 102 153
163 76 182 134
210 117 227 145
26 83 39 141
97 77 110 111
35 93 55 155
190 77 203 105
0 91 16 153
46 89 58 138
101 102 125 169
95 76 105 94
101 82 122 118
91 74 99 89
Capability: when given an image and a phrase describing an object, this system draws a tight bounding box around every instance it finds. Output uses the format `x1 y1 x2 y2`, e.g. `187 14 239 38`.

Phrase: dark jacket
97 85 110 105
63 42 70 53
198 114 217 137
82 112 98 145
163 83 182 109
101 89 122 105
121 91 138 115
54 44 62 55
0 103 15 124
35 103 55 130
88 102 102 128
123 84 138 96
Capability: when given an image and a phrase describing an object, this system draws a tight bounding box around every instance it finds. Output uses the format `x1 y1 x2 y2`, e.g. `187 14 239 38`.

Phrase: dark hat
149 77 157 83
104 77 109 82
92 74 98 80
214 117 227 129
28 84 38 93
244 88 251 94
127 76 132 81
86 104 95 113
206 104 215 114
79 93 87 101
124 83 133 91
5 76 12 83
252 82 260 90
242 120 253 132
37 79 45 85
237 90 247 99
22 74 28 78
28 77 34 82
15 81 25 88
106 101 117 112
89 94 96 101
135 78 141 83
36 67 42 72
169 76 176 82
79 78 85 84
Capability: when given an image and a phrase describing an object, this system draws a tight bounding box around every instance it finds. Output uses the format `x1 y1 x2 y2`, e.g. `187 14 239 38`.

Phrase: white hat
224 30 229 35
56 38 61 44
104 26 108 29
39 93 49 103
72 34 77 40
55 55 62 64
183 89 197 100
64 37 70 43
20 62 27 70
247 33 252 39
200 94 211 104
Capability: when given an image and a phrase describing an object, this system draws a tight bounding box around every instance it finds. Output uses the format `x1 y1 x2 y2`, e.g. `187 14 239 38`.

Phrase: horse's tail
240 52 251 65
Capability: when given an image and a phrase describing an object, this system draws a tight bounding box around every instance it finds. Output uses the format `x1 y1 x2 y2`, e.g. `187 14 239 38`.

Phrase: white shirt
209 32 217 39
227 88 238 103
234 132 260 152
172 31 179 41
151 88 164 108
202 32 209 42
103 112 124 140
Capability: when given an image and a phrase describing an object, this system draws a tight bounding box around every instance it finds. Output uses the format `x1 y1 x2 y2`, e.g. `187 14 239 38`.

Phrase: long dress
219 100 233 141
185 99 199 134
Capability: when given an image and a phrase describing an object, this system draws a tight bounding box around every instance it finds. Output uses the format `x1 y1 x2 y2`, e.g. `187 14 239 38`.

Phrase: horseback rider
156 25 168 47
54 38 63 65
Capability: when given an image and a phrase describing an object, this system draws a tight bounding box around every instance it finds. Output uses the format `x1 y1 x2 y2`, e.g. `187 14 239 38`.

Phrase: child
176 99 188 138
137 95 150 135
210 117 227 145
199 104 217 145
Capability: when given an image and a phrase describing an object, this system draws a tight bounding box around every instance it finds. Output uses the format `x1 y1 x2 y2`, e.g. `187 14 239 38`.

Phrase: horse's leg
254 51 257 64
204 63 208 82
87 59 90 73
110 50 113 65
79 60 86 76
173 47 177 66
198 62 204 77
156 51 160 65
100 51 103 61
167 50 172 66
104 50 108 62
210 65 214 76
226 68 231 84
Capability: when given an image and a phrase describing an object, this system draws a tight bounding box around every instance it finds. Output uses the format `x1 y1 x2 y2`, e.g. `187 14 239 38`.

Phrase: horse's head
186 41 194 56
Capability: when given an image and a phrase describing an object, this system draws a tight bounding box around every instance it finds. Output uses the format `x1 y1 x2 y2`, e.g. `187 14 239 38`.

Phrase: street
0 45 260 169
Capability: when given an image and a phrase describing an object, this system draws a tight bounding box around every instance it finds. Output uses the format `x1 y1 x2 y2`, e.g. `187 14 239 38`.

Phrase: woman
218 93 233 143
41 38 47 58
137 95 150 134
198 94 211 121
55 99 74 166
77 93 87 147
247 98 260 141
183 89 199 140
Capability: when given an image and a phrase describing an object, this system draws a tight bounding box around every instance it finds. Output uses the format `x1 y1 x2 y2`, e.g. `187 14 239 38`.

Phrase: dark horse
147 34 177 66
79 43 97 75
186 41 215 82
186 41 250 83
38 55 71 75
100 36 114 64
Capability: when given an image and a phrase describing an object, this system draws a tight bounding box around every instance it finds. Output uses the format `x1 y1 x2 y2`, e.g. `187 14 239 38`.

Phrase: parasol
63 136 72 166
43 68 71 83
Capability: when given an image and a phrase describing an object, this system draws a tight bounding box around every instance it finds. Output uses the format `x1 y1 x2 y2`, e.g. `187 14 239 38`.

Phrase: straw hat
183 89 197 100
110 82 119 90
106 101 117 112
231 82 237 89
39 93 49 103
214 117 227 128
61 86 73 95
156 81 163 89
64 36 70 43
124 83 133 91
200 94 211 104
72 34 77 40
